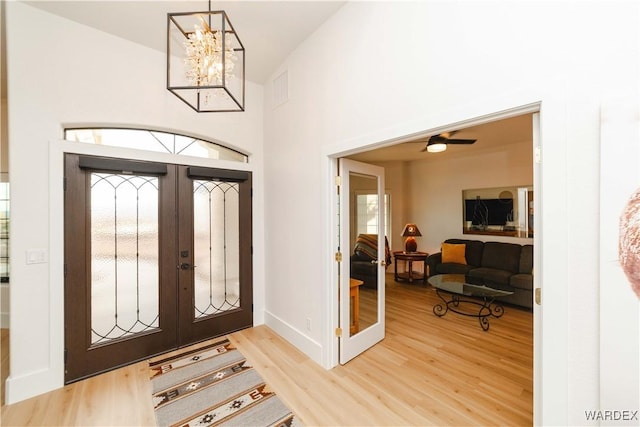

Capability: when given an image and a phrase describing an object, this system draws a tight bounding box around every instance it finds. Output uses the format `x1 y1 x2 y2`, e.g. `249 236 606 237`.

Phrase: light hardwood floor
0 276 532 426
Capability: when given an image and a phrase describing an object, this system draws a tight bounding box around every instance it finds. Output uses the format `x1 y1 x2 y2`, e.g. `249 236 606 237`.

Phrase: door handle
370 260 387 266
179 263 196 270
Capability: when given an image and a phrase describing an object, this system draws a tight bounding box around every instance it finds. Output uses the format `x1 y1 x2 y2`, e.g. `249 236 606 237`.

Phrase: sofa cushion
436 263 475 275
351 251 371 262
481 242 521 273
444 239 484 266
519 245 533 273
350 261 377 289
467 267 514 289
510 273 533 291
441 243 467 264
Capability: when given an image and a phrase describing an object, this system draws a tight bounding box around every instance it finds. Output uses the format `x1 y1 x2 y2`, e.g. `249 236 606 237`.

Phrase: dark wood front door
64 154 252 383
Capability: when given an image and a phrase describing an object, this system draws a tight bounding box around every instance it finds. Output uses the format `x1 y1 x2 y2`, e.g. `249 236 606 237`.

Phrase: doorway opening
328 106 541 422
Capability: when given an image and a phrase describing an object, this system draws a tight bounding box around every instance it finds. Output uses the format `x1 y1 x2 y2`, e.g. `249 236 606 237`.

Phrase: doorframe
322 100 550 423
46 138 255 392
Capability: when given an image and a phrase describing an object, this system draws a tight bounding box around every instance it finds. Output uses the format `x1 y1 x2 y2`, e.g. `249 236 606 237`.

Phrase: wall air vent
272 70 289 109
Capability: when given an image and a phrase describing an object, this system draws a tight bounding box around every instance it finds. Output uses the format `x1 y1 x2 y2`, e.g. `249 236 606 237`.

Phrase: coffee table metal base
433 289 505 331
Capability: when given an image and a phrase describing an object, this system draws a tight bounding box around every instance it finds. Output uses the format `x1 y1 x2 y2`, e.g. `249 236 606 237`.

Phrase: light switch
26 249 48 264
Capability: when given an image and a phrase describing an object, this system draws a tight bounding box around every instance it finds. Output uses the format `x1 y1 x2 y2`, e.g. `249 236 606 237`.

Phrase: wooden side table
349 278 364 334
393 251 429 284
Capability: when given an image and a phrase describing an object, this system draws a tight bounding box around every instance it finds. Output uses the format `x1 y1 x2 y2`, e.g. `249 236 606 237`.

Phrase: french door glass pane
90 173 160 345
350 172 379 336
355 193 391 248
193 180 240 318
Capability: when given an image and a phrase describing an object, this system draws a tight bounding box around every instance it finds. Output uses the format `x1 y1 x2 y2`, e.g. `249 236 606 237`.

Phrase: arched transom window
64 128 248 163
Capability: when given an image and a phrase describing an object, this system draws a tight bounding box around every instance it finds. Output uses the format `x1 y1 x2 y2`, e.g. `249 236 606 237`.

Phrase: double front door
64 154 252 383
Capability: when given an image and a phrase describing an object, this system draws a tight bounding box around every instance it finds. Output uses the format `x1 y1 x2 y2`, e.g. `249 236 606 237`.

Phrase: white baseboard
5 367 63 405
264 310 323 365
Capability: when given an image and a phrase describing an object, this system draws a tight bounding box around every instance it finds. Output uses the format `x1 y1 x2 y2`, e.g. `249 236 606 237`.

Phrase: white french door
339 158 385 363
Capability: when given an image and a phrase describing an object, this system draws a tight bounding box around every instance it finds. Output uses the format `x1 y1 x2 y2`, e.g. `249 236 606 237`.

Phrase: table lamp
401 223 422 252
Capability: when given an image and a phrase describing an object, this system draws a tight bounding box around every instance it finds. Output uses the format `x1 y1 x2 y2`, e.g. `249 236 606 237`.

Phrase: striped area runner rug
150 338 300 427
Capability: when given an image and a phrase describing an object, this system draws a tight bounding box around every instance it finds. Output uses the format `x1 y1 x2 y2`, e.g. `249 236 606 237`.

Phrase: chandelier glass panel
167 8 245 112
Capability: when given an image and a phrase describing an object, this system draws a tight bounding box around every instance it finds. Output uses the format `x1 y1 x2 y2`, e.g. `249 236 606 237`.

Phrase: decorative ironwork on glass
193 179 240 318
90 173 160 345
64 128 248 163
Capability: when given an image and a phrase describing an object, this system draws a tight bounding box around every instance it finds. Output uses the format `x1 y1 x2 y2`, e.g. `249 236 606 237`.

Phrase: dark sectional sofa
426 238 533 309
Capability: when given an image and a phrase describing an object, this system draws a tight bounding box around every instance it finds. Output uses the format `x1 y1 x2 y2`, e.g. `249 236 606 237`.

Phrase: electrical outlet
306 318 311 331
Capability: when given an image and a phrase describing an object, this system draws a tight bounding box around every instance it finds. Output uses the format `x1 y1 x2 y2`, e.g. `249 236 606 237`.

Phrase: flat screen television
464 198 513 226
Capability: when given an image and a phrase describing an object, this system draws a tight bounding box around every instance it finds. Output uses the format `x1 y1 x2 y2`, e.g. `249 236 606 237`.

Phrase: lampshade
427 142 447 153
401 223 422 252
401 224 422 237
167 6 245 112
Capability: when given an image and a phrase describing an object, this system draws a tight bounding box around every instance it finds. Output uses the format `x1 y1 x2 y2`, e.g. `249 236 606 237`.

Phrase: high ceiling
18 1 532 158
22 0 346 84
348 113 534 163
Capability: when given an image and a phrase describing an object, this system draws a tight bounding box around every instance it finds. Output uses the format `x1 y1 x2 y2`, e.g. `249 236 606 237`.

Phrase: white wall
262 1 639 426
380 160 409 252
5 2 265 404
599 101 640 426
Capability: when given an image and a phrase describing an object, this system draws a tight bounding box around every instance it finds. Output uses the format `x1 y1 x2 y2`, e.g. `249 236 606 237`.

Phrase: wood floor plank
1 274 532 426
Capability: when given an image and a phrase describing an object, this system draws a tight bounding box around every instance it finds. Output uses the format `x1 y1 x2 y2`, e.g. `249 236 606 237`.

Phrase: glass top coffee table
427 274 514 331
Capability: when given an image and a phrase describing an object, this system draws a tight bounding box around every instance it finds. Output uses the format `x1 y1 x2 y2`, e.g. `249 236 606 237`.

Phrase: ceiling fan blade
444 138 477 145
429 135 448 143
408 134 459 144
413 133 476 152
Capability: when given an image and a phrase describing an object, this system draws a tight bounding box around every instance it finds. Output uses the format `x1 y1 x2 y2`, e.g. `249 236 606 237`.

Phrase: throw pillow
442 242 467 264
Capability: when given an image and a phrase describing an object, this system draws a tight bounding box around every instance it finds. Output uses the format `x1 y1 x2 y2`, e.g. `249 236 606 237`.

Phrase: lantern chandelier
167 1 245 112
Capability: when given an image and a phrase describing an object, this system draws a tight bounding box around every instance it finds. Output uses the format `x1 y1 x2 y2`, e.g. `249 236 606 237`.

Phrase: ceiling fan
416 131 477 153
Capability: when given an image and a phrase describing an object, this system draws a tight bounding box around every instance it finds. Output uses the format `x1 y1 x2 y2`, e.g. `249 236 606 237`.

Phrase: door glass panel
90 173 160 345
350 172 379 336
193 180 240 318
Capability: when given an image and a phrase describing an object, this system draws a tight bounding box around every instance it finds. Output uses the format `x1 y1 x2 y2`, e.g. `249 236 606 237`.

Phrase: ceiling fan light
427 143 447 153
